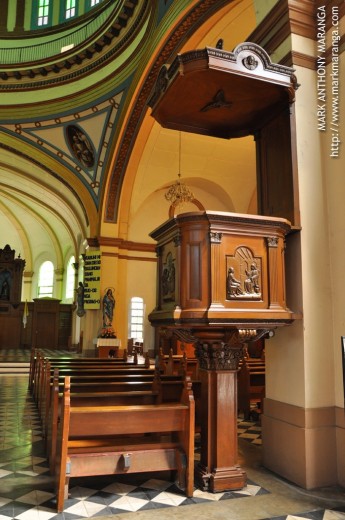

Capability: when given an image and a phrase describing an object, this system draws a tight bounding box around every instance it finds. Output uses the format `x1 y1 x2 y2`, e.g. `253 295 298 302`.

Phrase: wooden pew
36 358 153 420
45 370 188 457
29 349 150 396
46 369 202 473
237 357 265 420
55 375 195 512
39 368 157 432
30 350 84 397
47 370 162 474
158 349 201 430
158 348 199 380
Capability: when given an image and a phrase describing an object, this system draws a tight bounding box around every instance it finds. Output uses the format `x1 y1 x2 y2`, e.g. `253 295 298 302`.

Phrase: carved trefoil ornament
200 89 232 112
226 246 262 300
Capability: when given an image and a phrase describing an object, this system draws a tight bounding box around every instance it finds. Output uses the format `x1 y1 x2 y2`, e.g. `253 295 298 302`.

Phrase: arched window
65 256 75 300
129 297 144 342
38 261 54 298
90 0 101 6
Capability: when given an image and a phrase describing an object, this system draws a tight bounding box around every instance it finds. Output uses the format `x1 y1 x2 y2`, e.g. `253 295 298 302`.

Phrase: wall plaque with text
84 251 101 309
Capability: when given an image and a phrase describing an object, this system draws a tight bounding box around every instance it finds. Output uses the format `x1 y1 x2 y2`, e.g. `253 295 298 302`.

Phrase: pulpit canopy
148 42 298 139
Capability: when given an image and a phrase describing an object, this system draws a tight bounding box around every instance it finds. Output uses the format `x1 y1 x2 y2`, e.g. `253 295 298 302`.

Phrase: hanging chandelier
165 132 194 208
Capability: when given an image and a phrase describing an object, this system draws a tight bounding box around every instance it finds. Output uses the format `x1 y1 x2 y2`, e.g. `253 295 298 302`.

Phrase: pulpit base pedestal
195 463 247 493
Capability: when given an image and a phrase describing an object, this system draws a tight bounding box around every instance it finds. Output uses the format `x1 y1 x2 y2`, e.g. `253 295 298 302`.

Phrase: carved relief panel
149 211 293 326
226 247 262 301
162 251 176 303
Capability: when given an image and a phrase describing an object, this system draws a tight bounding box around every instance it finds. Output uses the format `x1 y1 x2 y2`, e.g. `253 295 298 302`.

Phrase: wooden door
32 298 60 349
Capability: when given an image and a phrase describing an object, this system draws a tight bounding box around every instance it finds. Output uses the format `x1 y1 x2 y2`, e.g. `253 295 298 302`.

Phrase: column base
195 463 247 493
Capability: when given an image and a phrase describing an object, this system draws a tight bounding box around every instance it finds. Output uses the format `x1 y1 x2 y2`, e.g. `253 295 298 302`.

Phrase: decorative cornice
178 211 292 233
250 0 345 71
248 0 315 56
148 317 294 327
150 211 292 243
280 51 317 70
149 43 298 110
0 0 146 90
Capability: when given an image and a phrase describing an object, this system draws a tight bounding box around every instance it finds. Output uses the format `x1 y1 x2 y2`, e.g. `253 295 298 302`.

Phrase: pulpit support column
192 329 249 492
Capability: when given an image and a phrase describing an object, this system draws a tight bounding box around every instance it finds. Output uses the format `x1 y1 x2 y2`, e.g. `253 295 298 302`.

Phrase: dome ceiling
0 0 258 277
0 0 142 87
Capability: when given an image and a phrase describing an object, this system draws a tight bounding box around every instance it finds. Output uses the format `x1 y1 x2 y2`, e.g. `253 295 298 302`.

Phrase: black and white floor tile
237 418 262 446
0 373 268 520
0 356 344 520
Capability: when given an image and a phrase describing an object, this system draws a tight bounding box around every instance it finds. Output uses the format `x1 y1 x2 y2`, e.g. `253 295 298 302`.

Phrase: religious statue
0 269 11 301
66 125 94 169
102 287 115 327
162 252 175 301
75 281 85 317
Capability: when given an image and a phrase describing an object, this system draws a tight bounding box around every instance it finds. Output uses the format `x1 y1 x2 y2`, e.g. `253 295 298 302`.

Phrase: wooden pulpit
148 41 298 493
148 211 294 492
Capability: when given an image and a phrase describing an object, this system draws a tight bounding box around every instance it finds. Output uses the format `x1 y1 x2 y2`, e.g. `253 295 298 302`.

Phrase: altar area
95 337 122 358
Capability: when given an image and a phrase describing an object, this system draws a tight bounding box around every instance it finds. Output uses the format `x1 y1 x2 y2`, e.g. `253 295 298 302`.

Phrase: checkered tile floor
238 418 262 446
0 364 344 519
0 374 269 520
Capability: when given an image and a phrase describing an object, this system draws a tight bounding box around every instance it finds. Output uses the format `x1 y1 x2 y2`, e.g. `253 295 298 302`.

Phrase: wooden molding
248 0 316 55
97 236 156 253
280 51 316 70
250 0 345 70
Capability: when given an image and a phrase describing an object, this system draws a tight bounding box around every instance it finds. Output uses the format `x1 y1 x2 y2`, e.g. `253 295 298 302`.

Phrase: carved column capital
173 233 182 247
210 231 222 244
194 340 243 370
155 245 163 257
266 236 278 248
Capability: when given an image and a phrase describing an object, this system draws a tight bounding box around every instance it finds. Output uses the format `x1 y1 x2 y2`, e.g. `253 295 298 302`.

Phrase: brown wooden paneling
58 306 73 348
149 211 294 328
0 301 72 350
0 304 21 348
256 108 299 226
